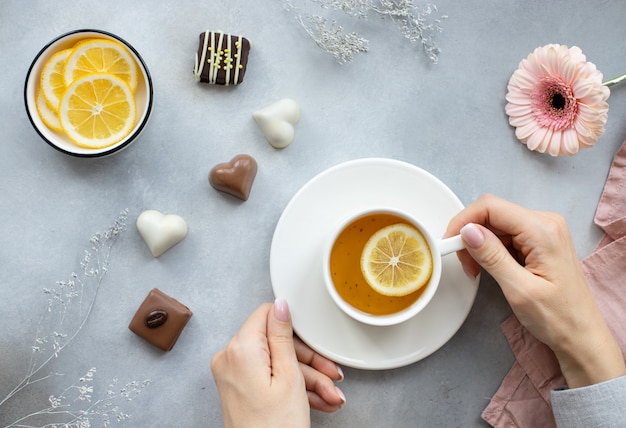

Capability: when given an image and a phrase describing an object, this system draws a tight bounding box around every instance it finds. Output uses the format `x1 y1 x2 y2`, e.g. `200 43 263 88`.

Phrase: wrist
554 326 626 388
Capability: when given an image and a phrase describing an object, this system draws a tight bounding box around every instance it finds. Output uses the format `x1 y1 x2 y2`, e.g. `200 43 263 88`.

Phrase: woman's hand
211 300 311 428
295 335 346 412
211 299 345 428
446 194 625 388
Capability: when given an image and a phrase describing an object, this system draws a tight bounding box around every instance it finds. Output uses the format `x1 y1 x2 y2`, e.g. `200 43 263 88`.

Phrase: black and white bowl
24 29 153 157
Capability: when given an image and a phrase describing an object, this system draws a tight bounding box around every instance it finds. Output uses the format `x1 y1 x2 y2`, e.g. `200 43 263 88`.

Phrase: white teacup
322 208 465 326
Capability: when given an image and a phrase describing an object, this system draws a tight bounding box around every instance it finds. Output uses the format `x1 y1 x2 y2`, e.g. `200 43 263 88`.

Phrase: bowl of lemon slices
24 29 153 157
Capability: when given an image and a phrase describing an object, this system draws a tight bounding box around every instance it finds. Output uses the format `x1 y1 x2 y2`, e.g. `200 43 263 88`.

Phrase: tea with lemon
329 213 434 316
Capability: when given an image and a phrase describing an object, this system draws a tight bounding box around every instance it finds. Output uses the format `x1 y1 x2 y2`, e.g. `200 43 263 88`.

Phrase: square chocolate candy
193 31 251 85
129 288 192 351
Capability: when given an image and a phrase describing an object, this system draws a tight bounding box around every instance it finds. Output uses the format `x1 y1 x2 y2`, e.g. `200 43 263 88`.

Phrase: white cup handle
438 234 465 256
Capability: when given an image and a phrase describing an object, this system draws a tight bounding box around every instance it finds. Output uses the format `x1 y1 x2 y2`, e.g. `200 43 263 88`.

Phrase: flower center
551 93 566 110
530 76 577 131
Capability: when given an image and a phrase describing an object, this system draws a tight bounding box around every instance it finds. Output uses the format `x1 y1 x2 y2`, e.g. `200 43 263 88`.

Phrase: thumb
460 223 525 285
267 298 299 373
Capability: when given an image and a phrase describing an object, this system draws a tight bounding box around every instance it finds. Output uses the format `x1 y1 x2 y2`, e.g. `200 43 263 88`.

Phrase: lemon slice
58 73 136 148
35 89 62 131
360 223 433 297
63 38 138 91
40 48 72 111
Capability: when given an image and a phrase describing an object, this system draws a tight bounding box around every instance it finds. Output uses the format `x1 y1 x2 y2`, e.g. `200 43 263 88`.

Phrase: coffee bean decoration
145 309 168 329
128 288 193 351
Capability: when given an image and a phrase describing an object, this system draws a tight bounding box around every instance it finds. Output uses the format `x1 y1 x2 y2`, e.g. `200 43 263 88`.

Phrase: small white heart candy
136 210 188 257
253 98 301 149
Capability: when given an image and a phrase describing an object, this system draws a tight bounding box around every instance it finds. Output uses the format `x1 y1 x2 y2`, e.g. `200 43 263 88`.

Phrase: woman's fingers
300 363 346 412
294 336 344 381
294 335 345 412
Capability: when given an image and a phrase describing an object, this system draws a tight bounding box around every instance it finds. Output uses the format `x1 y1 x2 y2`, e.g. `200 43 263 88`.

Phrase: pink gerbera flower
505 44 610 156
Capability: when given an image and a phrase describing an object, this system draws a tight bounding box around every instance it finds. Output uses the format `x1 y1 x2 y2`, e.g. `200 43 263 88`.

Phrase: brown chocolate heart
209 154 258 201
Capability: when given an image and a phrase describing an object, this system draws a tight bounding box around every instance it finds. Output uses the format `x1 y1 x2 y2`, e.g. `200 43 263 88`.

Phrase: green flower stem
603 73 626 87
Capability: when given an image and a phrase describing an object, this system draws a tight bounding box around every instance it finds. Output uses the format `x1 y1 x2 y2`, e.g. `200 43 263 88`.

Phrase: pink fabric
482 140 626 427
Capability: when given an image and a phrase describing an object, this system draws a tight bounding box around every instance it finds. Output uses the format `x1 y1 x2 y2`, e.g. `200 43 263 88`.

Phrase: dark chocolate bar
194 31 251 85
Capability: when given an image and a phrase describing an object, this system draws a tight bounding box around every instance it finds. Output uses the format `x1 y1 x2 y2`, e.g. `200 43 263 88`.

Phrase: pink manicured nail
336 365 344 382
460 223 485 249
335 386 346 405
274 297 290 322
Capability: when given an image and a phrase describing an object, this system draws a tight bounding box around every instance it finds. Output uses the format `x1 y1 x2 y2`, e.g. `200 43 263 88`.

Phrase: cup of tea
322 207 465 326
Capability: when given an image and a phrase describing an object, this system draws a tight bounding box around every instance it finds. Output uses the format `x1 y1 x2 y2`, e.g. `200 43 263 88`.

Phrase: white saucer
269 158 479 370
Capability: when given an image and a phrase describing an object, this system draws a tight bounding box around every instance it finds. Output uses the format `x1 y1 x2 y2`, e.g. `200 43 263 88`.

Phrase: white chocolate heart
253 98 301 149
136 210 188 257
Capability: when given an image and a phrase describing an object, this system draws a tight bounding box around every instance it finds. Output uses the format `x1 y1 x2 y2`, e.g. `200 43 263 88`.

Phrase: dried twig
282 0 446 63
1 210 149 427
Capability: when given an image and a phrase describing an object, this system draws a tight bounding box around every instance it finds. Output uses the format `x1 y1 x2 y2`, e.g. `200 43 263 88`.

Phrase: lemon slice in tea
360 223 433 297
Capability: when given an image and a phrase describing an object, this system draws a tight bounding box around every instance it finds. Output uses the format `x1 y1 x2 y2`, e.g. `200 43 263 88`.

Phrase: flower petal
577 102 609 127
574 118 593 139
568 46 586 63
510 68 540 92
521 52 544 78
572 79 594 98
506 91 532 105
515 121 540 142
508 112 536 128
561 128 580 155
559 58 578 83
580 85 610 103
536 127 554 154
525 126 548 151
542 45 562 76
505 103 533 118
547 131 562 156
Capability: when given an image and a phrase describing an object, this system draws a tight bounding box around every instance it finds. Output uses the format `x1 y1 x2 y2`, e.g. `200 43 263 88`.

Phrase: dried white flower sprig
1 209 149 427
281 0 446 64
6 368 151 428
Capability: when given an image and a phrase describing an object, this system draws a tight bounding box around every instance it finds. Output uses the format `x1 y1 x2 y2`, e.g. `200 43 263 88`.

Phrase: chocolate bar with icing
128 288 192 351
194 31 251 85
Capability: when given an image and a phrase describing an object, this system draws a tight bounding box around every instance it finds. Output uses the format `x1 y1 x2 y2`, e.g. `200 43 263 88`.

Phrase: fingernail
337 365 344 382
335 386 346 405
460 223 485 249
274 297 290 322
